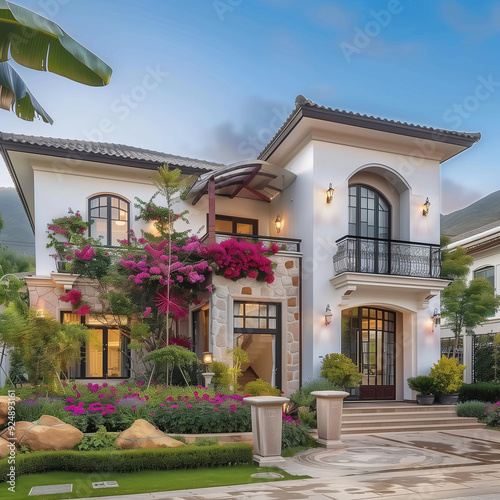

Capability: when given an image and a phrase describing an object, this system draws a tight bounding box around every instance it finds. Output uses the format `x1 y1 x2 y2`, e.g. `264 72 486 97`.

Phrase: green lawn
0 466 309 499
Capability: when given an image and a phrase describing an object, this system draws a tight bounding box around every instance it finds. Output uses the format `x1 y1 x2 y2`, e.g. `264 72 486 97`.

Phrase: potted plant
430 355 466 405
407 375 436 405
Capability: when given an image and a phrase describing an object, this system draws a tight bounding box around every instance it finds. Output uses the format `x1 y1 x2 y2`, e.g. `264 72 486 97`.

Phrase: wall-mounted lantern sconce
325 304 333 326
202 352 213 365
201 352 215 387
433 308 441 326
274 214 282 234
422 197 431 217
326 183 334 204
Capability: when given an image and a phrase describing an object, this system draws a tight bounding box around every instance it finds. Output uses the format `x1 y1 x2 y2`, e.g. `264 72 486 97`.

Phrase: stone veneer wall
210 252 301 396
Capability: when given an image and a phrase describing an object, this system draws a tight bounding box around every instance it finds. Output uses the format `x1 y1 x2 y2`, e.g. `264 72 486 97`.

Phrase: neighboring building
441 222 500 383
0 95 480 399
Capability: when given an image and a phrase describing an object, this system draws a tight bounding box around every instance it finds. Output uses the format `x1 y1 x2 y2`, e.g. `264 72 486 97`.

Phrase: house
441 222 500 383
0 95 480 399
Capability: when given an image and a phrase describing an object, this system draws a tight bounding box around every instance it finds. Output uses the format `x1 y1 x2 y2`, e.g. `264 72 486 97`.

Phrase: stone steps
340 404 486 434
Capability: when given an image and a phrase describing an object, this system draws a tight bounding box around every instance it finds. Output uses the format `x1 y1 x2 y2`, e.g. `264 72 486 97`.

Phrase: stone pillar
243 396 289 465
311 390 349 449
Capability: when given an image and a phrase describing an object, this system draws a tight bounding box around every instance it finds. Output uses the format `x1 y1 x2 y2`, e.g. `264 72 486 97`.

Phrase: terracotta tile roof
0 132 224 172
258 95 481 160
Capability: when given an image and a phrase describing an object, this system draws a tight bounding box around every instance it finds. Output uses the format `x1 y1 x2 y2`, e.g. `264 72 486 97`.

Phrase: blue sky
1 0 500 213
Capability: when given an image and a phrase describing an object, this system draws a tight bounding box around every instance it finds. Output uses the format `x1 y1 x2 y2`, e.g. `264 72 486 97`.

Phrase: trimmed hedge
458 383 500 403
0 444 252 482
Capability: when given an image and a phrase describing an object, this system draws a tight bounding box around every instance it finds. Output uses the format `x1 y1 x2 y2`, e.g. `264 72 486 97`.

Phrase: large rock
0 396 21 427
116 419 185 449
0 420 31 446
10 415 83 451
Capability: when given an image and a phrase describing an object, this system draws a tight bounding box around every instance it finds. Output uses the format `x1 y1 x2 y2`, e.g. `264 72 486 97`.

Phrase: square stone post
243 396 289 465
311 390 349 449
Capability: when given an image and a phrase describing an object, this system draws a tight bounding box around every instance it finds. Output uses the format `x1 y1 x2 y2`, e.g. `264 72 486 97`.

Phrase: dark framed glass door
233 302 281 389
342 307 395 400
348 185 391 273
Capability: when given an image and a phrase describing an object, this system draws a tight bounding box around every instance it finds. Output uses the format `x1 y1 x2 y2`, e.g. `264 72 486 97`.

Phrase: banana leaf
0 60 52 122
0 0 112 86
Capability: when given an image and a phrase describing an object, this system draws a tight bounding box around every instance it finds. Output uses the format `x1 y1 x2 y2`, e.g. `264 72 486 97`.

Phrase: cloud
441 177 484 214
441 1 500 40
194 96 293 164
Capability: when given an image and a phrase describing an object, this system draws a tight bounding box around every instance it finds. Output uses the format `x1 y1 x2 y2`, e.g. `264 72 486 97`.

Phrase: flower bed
14 382 252 433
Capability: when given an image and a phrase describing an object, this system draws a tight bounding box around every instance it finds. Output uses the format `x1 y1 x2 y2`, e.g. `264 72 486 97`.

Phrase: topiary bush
0 444 253 481
456 401 489 420
243 379 281 396
459 383 500 403
320 353 362 389
430 355 466 395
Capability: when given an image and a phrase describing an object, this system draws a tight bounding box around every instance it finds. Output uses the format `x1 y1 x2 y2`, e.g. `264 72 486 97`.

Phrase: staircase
341 403 486 434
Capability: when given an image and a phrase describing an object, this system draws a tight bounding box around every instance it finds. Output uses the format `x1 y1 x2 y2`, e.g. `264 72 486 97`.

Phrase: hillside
441 190 500 239
0 187 34 255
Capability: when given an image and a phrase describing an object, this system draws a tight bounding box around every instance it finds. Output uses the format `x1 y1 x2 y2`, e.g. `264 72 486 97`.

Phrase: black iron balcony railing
200 232 301 253
333 235 441 278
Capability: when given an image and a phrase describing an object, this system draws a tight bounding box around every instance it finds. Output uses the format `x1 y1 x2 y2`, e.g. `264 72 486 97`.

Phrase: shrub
320 354 362 389
281 421 313 450
456 401 489 420
430 355 466 394
407 376 435 395
193 437 219 446
212 361 232 389
0 445 253 481
243 379 281 396
289 378 339 411
484 401 500 427
459 383 500 403
76 426 118 451
297 407 316 429
150 399 251 434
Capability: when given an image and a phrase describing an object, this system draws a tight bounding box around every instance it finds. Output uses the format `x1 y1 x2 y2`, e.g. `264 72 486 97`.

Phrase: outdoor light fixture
274 214 282 234
326 183 334 204
202 352 213 365
422 197 431 217
433 308 441 326
202 352 215 387
325 304 333 326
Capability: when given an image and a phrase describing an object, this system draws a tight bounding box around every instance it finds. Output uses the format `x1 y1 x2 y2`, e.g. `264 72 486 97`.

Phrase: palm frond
0 0 112 86
0 61 52 122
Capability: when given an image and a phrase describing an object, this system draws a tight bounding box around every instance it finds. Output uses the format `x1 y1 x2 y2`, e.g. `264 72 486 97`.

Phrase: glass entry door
342 307 396 400
233 302 281 389
86 329 125 378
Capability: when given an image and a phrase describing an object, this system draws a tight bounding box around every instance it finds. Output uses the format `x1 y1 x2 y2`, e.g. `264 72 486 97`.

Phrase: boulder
0 420 31 446
116 419 185 449
13 415 83 451
0 396 21 427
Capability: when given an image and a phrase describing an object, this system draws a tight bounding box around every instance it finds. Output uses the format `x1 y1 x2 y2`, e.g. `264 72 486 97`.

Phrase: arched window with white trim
474 266 495 290
88 194 129 246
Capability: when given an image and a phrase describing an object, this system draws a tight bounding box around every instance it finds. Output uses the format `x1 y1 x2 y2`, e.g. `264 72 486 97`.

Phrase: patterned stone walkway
73 428 500 500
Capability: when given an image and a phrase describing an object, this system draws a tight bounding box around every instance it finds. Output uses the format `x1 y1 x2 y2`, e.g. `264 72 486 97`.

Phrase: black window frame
88 194 130 247
474 266 495 289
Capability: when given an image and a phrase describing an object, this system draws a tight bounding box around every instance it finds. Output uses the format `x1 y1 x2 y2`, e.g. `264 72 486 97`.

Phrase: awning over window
184 160 296 205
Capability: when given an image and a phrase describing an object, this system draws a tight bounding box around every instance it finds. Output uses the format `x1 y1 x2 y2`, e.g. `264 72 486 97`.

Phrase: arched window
474 266 495 289
348 185 390 239
88 194 129 246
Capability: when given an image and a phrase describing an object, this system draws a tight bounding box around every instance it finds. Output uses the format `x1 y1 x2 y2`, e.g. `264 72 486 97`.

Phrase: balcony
201 232 301 253
333 236 441 279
